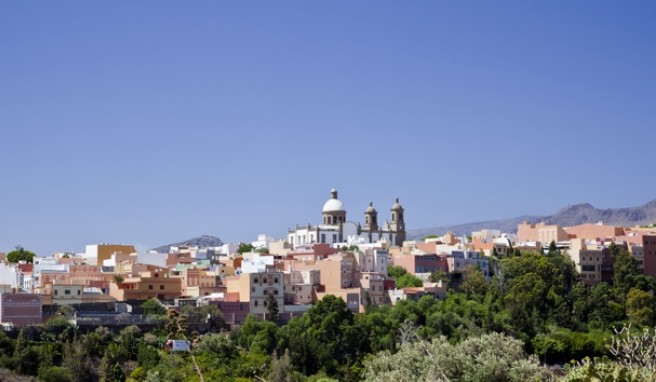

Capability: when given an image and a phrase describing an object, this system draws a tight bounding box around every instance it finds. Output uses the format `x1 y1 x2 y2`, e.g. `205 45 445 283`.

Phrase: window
253 277 259 284
254 300 258 307
149 285 153 290
64 289 71 295
274 277 279 284
54 290 58 295
160 285 164 290
77 290 81 295
274 289 279 295
263 277 268 284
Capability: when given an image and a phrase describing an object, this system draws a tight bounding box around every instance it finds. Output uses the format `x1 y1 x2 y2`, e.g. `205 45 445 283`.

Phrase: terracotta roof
17 264 33 273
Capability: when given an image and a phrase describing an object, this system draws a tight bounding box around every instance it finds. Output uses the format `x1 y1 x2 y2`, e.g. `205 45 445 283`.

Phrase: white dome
323 198 345 212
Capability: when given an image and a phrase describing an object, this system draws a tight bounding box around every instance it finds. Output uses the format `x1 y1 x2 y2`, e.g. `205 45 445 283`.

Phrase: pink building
392 254 448 275
564 223 625 241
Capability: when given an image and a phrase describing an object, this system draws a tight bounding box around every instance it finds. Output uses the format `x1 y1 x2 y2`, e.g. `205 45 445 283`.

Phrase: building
287 189 406 247
392 253 448 279
225 272 285 316
517 222 569 245
564 223 625 241
569 239 605 285
446 250 490 278
84 244 136 266
0 293 42 326
108 268 182 301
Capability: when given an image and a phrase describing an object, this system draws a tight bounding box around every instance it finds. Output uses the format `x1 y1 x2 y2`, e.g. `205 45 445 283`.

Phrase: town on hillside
0 189 655 330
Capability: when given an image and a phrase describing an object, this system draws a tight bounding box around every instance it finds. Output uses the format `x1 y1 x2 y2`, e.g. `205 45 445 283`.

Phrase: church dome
365 202 376 213
391 197 403 210
323 188 345 212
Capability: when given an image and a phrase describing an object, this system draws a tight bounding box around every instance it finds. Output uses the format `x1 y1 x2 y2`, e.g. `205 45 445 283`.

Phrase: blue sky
1 2 655 255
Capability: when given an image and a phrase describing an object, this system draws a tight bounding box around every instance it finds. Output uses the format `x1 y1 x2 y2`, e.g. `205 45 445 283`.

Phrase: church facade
287 189 406 248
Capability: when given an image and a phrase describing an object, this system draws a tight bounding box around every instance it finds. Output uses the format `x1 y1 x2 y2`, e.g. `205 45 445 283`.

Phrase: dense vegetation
1 244 655 381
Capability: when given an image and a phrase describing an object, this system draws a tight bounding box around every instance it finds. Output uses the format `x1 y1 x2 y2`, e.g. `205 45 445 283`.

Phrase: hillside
151 235 223 253
407 199 656 239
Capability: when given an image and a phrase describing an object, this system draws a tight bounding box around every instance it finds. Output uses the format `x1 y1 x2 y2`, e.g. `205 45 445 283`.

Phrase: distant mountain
542 200 656 227
407 199 656 239
408 215 542 240
151 235 224 253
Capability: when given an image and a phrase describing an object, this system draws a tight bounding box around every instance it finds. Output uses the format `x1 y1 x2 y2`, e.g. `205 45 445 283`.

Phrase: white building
0 263 20 289
287 189 406 248
251 234 275 249
241 253 275 274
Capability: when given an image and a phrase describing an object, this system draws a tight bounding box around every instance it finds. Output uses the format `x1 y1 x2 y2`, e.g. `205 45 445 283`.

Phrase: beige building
225 272 284 315
517 222 569 245
569 239 604 285
178 268 220 298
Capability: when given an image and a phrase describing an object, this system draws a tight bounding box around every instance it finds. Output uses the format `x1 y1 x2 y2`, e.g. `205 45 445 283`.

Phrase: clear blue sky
1 2 655 255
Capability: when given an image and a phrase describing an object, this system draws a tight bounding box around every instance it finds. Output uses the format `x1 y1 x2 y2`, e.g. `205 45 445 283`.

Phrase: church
287 189 406 248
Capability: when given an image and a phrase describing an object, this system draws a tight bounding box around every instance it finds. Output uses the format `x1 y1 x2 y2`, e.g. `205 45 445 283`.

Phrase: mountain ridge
152 235 223 253
407 199 656 239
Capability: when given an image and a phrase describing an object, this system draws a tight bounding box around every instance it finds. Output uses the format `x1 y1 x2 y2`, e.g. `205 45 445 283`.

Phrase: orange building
109 269 182 301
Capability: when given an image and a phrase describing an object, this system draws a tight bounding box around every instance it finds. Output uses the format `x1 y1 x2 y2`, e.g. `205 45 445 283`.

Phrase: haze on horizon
1 1 655 256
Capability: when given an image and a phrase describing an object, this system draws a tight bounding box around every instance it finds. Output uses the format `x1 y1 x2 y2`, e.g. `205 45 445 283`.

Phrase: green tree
13 329 38 376
267 350 303 382
459 264 488 299
38 366 72 382
613 244 637 294
363 332 552 382
429 270 449 283
237 242 255 255
63 339 97 382
277 295 365 378
395 274 423 288
387 265 408 279
547 240 560 256
141 298 166 316
6 246 36 263
198 303 224 330
265 291 280 323
626 288 656 327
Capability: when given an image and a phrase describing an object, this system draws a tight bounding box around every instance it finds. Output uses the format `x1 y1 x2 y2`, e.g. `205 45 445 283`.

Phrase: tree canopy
6 246 36 263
